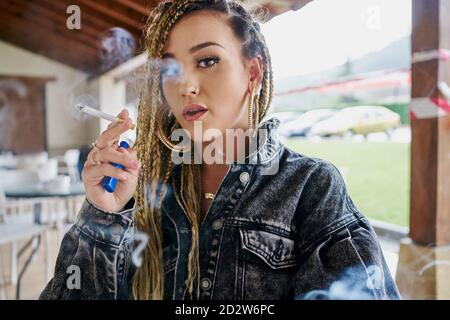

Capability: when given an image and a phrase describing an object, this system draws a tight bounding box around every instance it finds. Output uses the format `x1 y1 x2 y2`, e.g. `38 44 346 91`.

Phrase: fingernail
121 174 128 180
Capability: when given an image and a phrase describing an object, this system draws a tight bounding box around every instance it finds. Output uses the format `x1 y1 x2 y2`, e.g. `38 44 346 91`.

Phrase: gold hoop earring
247 88 260 133
155 107 189 153
247 88 254 132
253 93 260 130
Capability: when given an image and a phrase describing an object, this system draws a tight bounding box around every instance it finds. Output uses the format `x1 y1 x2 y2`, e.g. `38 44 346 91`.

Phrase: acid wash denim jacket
40 117 400 300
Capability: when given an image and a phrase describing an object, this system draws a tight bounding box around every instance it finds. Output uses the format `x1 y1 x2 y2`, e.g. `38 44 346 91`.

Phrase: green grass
283 139 410 227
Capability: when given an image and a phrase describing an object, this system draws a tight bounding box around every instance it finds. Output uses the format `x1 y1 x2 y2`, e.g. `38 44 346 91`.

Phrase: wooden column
409 0 450 246
396 0 450 299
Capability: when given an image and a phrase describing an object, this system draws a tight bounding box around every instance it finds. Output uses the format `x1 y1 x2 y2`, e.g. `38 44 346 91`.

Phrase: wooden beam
50 0 145 40
0 8 97 71
410 0 450 245
24 0 103 45
1 0 100 52
114 0 151 16
0 3 97 58
41 0 113 32
289 0 313 11
95 0 146 22
75 0 144 30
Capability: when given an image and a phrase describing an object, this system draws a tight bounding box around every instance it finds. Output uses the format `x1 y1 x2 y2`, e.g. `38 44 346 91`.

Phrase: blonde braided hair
132 0 274 300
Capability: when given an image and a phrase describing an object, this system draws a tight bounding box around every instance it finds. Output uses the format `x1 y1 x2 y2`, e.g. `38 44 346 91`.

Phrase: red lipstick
182 104 208 121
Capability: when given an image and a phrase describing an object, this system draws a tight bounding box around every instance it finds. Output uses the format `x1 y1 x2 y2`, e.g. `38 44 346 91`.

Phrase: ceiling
0 0 312 74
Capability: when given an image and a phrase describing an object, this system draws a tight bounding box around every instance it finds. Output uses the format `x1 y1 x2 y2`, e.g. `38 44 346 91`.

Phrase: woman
40 0 400 300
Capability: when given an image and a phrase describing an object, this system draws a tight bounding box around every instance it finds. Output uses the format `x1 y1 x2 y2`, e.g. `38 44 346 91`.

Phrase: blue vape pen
102 138 134 193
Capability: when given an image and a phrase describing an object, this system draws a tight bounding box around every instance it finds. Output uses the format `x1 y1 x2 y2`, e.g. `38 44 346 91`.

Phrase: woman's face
161 10 262 143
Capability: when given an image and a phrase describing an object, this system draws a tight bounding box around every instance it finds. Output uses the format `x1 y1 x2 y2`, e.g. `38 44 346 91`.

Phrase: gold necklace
204 192 215 200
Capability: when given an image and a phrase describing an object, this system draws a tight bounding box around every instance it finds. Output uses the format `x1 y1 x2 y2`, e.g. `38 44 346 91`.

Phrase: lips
182 104 208 121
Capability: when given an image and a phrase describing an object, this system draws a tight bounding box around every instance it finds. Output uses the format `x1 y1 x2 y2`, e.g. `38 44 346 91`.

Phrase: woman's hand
82 109 140 213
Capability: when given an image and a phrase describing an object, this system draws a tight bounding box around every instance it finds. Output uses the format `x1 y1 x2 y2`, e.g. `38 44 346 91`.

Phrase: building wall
0 40 94 153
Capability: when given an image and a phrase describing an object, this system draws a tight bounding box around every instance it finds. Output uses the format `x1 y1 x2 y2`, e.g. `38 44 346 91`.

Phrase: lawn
283 138 410 227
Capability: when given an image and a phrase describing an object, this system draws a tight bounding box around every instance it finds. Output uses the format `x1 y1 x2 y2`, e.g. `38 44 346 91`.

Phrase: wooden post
396 0 450 299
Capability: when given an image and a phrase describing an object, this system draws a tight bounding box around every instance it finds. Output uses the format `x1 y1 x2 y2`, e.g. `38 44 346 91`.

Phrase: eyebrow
163 42 225 59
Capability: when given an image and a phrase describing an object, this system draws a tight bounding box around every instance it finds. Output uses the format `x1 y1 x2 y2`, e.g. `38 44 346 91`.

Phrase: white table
0 221 50 299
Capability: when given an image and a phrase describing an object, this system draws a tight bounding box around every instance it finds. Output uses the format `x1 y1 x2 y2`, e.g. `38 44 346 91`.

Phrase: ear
247 55 263 94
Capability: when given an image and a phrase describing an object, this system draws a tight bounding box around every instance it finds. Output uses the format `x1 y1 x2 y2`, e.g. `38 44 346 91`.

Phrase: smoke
419 260 450 276
0 79 27 151
69 94 100 121
99 27 136 72
131 232 149 268
298 264 384 300
61 26 139 124
0 79 27 98
129 180 173 268
158 58 184 83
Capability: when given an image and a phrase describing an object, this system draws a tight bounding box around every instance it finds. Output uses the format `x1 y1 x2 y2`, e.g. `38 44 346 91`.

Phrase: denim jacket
40 117 400 300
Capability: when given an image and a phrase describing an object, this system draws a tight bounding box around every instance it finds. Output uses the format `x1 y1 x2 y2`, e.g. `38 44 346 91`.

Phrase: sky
260 0 412 80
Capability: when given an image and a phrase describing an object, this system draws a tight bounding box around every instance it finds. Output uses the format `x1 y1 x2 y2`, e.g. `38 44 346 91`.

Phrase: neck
197 130 250 165
197 131 250 197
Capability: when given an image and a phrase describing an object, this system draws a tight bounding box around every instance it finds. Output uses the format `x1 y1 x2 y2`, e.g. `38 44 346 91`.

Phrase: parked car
310 106 401 137
268 111 303 126
278 109 336 137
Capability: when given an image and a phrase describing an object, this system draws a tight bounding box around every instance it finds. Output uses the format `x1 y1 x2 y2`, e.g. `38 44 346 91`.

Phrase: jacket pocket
239 229 297 269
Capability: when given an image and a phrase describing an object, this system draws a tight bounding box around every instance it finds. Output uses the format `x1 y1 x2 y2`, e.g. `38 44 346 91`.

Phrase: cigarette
75 104 135 130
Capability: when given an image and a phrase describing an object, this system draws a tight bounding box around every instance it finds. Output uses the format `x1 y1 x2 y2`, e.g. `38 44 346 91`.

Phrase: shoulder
277 145 364 247
277 144 345 188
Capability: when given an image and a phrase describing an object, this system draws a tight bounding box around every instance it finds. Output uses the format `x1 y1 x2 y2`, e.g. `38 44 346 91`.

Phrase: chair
38 197 69 246
63 149 81 183
0 189 50 299
0 246 6 299
0 169 40 190
0 187 35 225
0 152 17 169
64 195 85 224
42 194 85 246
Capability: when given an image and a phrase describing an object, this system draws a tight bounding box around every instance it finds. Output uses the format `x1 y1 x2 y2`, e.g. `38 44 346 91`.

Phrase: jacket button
200 278 212 290
110 223 123 235
212 219 224 230
239 172 249 183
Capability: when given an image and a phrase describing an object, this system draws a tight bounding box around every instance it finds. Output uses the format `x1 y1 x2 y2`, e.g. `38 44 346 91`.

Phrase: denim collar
246 115 282 165
171 115 283 167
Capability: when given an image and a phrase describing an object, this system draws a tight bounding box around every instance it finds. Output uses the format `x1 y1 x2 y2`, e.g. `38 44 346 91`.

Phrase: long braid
256 31 273 119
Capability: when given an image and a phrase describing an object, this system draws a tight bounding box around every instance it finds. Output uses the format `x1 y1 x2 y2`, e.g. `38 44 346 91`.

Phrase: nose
179 84 199 97
178 74 199 97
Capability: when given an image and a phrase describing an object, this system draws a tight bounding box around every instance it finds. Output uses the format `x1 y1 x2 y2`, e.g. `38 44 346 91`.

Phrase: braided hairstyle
133 0 274 300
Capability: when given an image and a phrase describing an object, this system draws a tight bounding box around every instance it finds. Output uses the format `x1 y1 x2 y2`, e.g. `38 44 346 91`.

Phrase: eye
197 56 220 69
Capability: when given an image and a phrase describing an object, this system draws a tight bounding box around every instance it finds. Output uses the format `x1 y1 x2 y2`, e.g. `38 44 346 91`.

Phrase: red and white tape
410 97 450 120
412 49 450 64
409 49 450 119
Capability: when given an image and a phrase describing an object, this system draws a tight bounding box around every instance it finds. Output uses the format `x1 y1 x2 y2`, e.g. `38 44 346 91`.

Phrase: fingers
83 162 130 182
106 109 129 129
96 109 134 149
87 147 140 170
117 146 140 175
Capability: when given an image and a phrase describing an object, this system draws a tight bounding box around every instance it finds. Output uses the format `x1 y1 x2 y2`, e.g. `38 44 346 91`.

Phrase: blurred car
309 106 401 137
268 111 303 126
278 109 336 137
